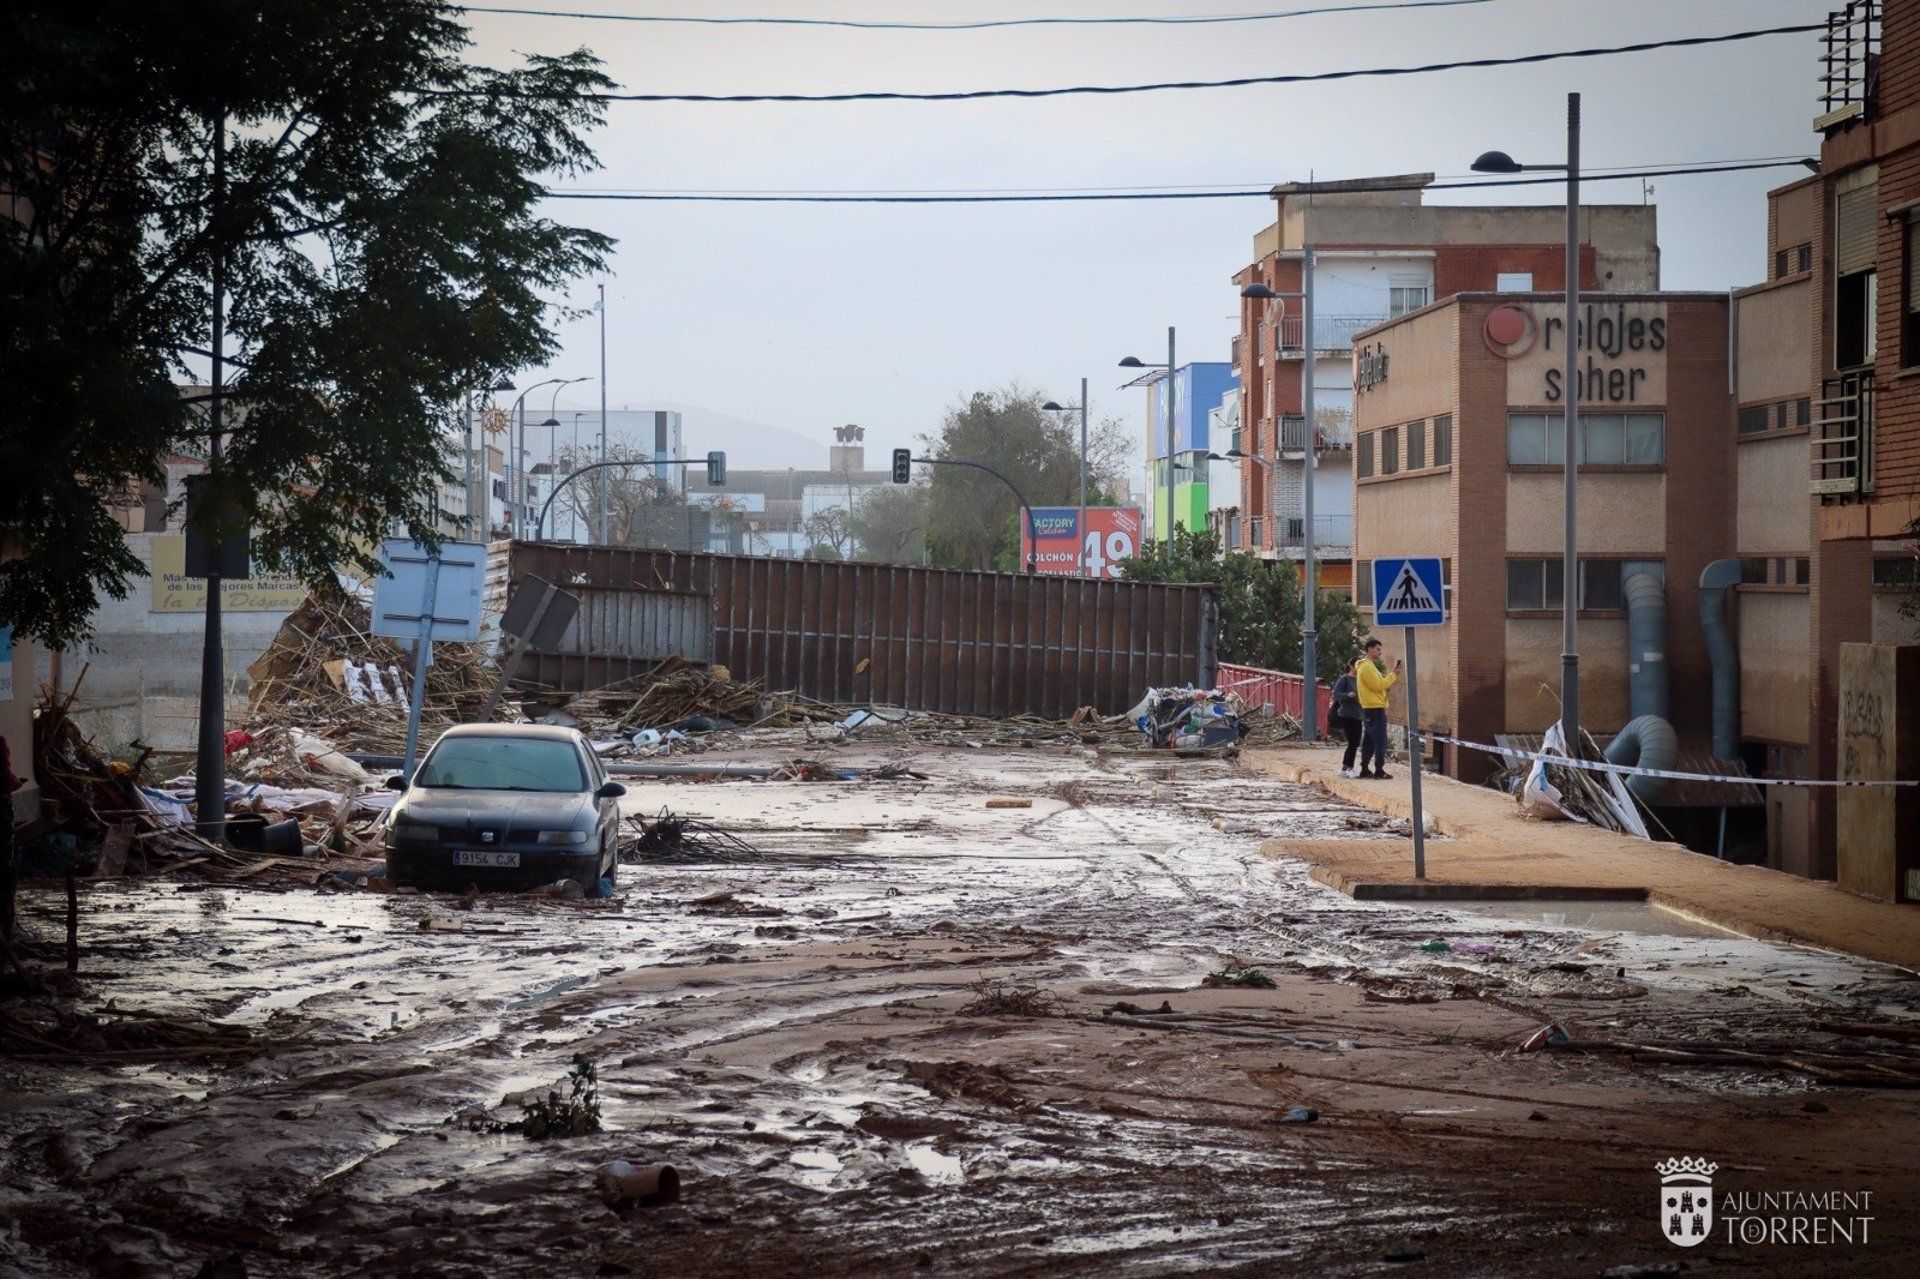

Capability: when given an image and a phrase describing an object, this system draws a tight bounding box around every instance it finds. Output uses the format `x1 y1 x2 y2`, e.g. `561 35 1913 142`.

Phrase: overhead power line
541 159 1813 204
463 23 1825 103
458 0 1504 31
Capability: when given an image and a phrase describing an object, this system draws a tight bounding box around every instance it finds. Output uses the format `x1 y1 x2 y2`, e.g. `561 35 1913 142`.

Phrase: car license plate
453 850 520 868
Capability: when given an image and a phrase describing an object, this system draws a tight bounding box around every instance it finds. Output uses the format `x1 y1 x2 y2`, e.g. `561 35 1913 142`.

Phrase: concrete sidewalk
1246 743 1920 970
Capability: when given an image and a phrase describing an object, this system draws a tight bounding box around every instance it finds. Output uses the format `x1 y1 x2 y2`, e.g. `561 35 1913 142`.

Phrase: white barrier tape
1423 732 1919 790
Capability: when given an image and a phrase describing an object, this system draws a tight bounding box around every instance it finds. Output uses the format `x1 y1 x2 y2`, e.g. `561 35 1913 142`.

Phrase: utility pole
1561 92 1582 753
192 113 228 842
597 283 610 544
1164 326 1176 561
1300 244 1319 743
1078 376 1089 575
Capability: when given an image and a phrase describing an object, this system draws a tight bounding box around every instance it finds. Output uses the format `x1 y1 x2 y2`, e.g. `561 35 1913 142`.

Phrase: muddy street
3 739 1918 1277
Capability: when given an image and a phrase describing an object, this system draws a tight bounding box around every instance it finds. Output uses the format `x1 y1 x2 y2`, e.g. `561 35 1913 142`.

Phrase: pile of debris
22 674 393 887
559 659 829 734
1128 687 1247 754
243 592 503 755
1498 724 1656 838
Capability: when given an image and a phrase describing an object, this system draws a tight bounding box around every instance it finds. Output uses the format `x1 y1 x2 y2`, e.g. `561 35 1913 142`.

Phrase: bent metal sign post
1485 300 1669 405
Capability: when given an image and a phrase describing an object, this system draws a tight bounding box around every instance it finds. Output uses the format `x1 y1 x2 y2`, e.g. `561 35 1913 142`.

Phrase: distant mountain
649 402 830 471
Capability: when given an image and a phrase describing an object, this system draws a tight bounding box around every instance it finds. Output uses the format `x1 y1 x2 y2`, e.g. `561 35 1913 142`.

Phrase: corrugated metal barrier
1217 661 1331 728
491 542 1219 718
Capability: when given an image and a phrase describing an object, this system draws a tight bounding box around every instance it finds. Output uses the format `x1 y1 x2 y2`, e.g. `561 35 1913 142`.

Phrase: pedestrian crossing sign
1372 557 1446 627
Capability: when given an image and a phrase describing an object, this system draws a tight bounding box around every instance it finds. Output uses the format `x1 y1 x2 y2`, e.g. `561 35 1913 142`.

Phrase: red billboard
1020 506 1142 579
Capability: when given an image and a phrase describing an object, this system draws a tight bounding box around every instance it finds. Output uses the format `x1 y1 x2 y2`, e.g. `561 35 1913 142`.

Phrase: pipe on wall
1698 559 1743 761
1604 713 1679 804
1624 570 1669 722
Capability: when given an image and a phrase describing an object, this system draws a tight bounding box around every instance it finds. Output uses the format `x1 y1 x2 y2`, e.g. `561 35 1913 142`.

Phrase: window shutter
1907 217 1920 313
1836 181 1878 276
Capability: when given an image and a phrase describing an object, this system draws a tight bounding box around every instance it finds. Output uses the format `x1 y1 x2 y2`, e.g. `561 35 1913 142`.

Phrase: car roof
431 723 585 743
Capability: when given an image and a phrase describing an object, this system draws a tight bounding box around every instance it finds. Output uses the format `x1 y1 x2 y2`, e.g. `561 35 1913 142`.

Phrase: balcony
1812 370 1875 497
1271 513 1354 553
1275 408 1354 456
1817 0 1879 131
1278 313 1387 356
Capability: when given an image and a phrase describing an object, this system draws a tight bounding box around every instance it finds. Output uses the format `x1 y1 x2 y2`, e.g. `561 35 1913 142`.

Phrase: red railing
1217 661 1331 727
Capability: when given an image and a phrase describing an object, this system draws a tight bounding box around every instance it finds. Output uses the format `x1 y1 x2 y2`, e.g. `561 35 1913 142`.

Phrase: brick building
1230 176 1659 592
1813 0 1920 546
1348 293 1735 795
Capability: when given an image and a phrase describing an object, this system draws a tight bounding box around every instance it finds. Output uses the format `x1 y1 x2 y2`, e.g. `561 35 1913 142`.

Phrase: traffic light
706 451 726 486
891 448 911 484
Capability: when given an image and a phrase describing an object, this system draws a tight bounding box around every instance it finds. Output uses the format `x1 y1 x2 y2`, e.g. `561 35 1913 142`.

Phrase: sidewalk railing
1218 661 1331 727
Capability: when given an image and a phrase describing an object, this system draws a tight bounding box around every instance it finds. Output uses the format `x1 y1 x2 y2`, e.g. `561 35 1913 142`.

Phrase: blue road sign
1372 557 1446 628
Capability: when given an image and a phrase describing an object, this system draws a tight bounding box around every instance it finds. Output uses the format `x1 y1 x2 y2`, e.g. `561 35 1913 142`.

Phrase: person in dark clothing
1327 670 1364 776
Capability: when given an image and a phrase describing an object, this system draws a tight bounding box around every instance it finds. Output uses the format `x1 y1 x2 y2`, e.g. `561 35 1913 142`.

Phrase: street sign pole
1405 625 1426 880
402 550 442 782
1372 556 1444 883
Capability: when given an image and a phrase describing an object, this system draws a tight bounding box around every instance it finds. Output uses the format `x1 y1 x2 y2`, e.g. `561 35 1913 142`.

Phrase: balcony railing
1273 410 1352 454
1278 313 1386 354
1818 1 1879 130
1272 513 1354 550
1812 370 1875 497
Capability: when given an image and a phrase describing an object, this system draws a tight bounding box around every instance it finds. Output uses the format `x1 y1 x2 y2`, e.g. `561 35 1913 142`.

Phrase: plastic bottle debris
632 729 663 749
1271 1106 1318 1125
595 1159 681 1206
1520 1021 1572 1052
1418 939 1452 954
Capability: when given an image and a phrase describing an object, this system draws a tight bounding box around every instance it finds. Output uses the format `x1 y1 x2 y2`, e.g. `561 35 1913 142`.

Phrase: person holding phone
1353 637 1402 779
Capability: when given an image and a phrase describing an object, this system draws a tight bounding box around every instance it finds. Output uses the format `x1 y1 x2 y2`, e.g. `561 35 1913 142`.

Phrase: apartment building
1232 176 1660 591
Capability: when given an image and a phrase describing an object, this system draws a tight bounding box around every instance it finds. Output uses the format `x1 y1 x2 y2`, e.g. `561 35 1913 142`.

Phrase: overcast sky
465 0 1830 466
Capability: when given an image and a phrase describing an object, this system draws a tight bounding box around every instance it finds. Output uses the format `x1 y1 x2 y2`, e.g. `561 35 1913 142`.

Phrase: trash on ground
1202 963 1278 990
596 1159 682 1207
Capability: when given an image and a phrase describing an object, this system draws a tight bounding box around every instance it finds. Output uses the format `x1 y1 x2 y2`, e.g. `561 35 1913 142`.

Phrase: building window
1776 248 1791 279
1581 559 1664 610
1508 412 1563 465
1355 560 1373 607
1738 405 1772 436
1406 420 1426 470
1905 214 1920 367
1433 414 1452 467
1381 426 1400 475
1509 411 1663 464
1796 396 1812 427
1835 175 1878 369
1798 243 1813 274
1496 271 1534 291
1357 431 1375 479
1507 558 1564 610
1873 554 1919 588
1389 285 1429 317
1795 556 1811 586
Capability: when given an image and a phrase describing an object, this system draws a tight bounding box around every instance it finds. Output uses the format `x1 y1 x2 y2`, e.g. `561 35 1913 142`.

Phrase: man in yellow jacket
1353 637 1403 779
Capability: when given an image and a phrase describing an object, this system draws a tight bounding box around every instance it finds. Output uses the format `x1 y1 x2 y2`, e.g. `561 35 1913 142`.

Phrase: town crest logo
1656 1157 1718 1247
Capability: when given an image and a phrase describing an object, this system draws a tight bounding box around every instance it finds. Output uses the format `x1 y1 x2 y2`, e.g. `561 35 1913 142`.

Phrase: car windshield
415 737 586 793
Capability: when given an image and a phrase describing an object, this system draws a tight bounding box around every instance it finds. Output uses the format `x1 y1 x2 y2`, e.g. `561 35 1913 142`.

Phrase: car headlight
536 830 589 845
392 822 439 842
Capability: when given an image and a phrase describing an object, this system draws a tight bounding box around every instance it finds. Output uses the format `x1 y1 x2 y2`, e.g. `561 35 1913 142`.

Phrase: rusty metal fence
490 542 1219 718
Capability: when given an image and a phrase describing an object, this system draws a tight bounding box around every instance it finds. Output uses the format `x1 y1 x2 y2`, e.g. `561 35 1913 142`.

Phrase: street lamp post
1474 90 1581 752
505 377 569 539
1243 251 1322 744
1042 377 1091 574
1120 328 1176 563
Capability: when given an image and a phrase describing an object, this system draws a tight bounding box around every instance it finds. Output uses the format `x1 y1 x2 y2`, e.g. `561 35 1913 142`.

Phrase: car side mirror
595 781 627 800
385 774 407 791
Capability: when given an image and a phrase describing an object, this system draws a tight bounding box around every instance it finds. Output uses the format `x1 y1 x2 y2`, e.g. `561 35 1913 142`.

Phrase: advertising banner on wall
149 534 308 613
1020 506 1142 579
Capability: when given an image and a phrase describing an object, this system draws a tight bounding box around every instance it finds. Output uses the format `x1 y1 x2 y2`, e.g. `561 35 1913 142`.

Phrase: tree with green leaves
849 482 929 565
0 0 612 646
1118 527 1364 682
920 386 1129 572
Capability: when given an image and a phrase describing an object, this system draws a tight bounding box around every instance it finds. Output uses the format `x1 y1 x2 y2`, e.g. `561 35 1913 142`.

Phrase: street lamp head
1041 400 1066 412
1239 283 1277 301
1117 356 1146 368
1470 150 1524 174
539 417 561 428
490 380 516 392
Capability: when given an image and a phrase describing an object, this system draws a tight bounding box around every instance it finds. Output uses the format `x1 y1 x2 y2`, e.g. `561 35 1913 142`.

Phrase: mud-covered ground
3 738 1918 1277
